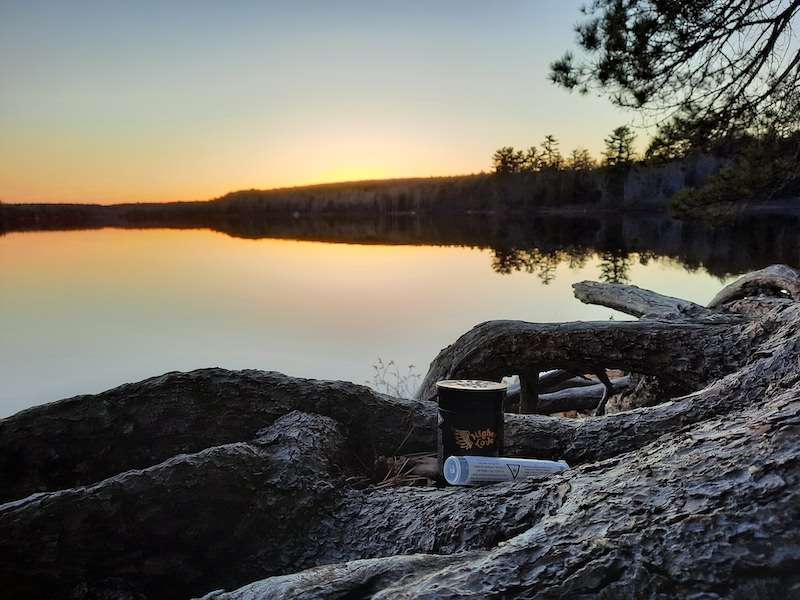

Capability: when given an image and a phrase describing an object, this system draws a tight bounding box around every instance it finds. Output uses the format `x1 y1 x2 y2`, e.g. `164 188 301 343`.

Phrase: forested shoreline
0 151 748 232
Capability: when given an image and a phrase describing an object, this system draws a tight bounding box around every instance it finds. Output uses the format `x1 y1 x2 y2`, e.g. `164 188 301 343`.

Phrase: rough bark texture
415 314 746 404
708 264 800 308
207 385 800 600
0 371 434 504
1 411 348 599
2 267 800 599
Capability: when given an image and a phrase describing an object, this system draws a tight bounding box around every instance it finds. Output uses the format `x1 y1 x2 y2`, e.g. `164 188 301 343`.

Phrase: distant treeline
0 153 713 235
490 127 636 175
489 128 800 217
205 151 723 214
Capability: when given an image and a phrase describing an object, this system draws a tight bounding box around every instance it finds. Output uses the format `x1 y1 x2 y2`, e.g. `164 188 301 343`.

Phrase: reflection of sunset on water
0 228 740 416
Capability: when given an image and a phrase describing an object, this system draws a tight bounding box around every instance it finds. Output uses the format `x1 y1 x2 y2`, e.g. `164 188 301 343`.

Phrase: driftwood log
2 265 800 599
506 375 631 414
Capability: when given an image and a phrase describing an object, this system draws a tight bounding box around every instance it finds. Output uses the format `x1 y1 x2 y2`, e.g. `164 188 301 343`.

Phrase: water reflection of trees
4 206 798 280
484 213 799 282
491 246 695 284
492 248 588 284
491 247 632 284
598 250 630 284
491 217 637 284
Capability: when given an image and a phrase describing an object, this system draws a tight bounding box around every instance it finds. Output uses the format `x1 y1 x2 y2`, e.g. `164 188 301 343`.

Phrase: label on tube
443 455 568 486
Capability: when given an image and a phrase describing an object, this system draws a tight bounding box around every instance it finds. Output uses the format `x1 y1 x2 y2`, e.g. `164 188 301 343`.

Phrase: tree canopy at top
551 0 800 151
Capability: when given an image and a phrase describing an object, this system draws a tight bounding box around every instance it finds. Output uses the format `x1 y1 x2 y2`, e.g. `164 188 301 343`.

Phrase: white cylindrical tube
443 455 568 486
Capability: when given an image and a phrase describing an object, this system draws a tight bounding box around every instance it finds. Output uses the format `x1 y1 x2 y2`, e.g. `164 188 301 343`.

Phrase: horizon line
1 172 488 207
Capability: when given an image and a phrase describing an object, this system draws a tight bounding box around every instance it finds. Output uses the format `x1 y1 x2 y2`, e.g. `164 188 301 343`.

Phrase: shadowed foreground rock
2 266 800 599
0 370 435 504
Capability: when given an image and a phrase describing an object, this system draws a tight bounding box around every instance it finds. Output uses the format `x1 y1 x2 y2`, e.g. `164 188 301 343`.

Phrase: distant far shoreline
1 154 797 235
1 175 482 208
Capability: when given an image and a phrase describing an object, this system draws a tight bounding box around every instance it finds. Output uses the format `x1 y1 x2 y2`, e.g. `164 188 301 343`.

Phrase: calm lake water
1 214 798 417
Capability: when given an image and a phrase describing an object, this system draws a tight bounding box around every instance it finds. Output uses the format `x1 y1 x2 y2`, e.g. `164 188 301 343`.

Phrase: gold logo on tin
453 428 496 450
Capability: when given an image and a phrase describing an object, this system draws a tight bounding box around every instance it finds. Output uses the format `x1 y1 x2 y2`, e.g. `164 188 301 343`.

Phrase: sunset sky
0 1 634 204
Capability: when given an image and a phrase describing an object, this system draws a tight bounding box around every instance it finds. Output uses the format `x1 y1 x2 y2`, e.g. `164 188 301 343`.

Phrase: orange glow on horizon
0 128 490 205
0 169 471 205
0 2 637 206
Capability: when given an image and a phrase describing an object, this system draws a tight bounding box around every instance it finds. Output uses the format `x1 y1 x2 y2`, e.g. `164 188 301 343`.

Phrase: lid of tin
436 379 508 392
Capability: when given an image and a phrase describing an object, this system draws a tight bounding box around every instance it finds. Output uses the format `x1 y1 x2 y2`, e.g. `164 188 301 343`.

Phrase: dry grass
346 452 438 489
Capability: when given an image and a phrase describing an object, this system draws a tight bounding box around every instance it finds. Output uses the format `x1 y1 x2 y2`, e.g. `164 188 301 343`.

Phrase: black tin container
436 379 507 477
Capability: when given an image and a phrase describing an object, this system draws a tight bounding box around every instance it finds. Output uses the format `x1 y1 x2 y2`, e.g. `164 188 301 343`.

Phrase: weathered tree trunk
707 264 800 307
415 314 746 404
0 371 435 504
571 280 713 318
2 266 800 599
203 383 800 600
0 411 348 599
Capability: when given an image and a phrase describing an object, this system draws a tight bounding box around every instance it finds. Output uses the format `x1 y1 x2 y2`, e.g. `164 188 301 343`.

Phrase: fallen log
0 367 645 508
505 371 588 411
537 368 580 390
506 376 630 414
507 370 581 414
572 280 712 318
415 314 746 404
